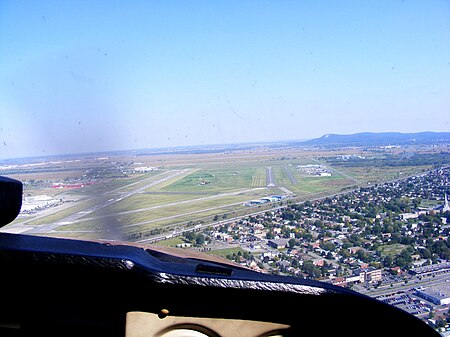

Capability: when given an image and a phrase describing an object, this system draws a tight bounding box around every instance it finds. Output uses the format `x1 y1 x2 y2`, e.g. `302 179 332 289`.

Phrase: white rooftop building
415 285 450 305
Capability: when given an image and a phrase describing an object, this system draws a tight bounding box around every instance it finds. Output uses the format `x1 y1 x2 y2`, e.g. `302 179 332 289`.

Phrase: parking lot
376 290 434 317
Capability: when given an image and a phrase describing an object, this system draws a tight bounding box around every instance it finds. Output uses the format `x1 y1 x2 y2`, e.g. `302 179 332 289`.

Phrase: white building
415 285 450 305
21 195 59 212
134 166 157 172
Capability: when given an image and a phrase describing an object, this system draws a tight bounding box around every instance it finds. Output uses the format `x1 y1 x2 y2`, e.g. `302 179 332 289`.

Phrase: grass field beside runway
59 194 252 231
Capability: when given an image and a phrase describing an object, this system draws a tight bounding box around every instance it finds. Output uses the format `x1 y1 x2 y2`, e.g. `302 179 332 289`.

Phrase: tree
321 241 336 252
430 240 450 260
266 232 275 239
195 234 205 245
282 227 291 238
184 231 196 242
383 256 393 268
314 219 324 229
302 261 321 279
419 248 432 259
436 318 447 329
288 238 296 248
412 197 422 210
357 249 372 263
394 256 409 269
340 248 351 259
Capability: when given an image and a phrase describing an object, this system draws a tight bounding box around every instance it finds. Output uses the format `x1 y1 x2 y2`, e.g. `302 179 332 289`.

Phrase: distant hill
299 132 450 147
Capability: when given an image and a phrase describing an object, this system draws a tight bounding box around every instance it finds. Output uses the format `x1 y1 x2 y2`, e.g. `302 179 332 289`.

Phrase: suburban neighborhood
182 166 450 332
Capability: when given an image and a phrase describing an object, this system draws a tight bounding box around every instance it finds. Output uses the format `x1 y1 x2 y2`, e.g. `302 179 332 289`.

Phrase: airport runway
21 169 192 234
266 167 275 187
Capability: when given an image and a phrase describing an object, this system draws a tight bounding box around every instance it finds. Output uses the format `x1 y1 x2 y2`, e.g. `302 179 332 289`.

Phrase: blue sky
1 1 449 159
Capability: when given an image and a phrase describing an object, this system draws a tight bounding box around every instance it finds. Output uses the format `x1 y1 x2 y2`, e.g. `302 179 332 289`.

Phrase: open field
162 166 266 193
378 244 408 257
206 247 246 259
5 170 85 182
335 165 433 184
293 175 355 194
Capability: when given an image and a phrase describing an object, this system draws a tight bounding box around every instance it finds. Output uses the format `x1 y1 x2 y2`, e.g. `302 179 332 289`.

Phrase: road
359 272 450 298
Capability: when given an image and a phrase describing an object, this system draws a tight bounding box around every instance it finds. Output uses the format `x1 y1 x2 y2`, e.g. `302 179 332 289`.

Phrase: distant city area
1 136 450 334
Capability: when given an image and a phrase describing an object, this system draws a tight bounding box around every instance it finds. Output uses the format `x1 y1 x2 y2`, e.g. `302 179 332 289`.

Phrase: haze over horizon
0 130 448 163
1 1 449 160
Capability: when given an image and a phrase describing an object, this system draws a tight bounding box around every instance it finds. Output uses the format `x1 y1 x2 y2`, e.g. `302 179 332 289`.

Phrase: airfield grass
78 184 268 220
301 175 353 191
105 170 172 193
273 166 291 187
59 207 223 234
142 169 198 192
330 165 432 184
130 208 228 230
40 232 105 240
58 194 251 232
79 193 202 218
160 162 358 196
251 168 266 187
108 194 250 225
162 166 260 193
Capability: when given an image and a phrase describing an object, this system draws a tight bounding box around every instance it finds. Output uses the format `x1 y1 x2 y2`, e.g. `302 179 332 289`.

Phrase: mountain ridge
299 131 450 147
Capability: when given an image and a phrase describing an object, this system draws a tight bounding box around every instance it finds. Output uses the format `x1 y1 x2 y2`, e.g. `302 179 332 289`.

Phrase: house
331 277 347 287
348 247 363 254
399 212 420 221
313 259 324 267
390 266 401 275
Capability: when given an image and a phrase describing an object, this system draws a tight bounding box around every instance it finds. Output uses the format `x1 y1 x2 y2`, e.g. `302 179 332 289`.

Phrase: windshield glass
1 1 450 331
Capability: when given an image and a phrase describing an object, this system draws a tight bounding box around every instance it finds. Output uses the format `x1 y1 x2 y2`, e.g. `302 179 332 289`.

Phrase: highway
359 272 450 298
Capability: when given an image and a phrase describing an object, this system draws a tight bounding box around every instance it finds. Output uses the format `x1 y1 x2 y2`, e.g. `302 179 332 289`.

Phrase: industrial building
415 285 450 305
